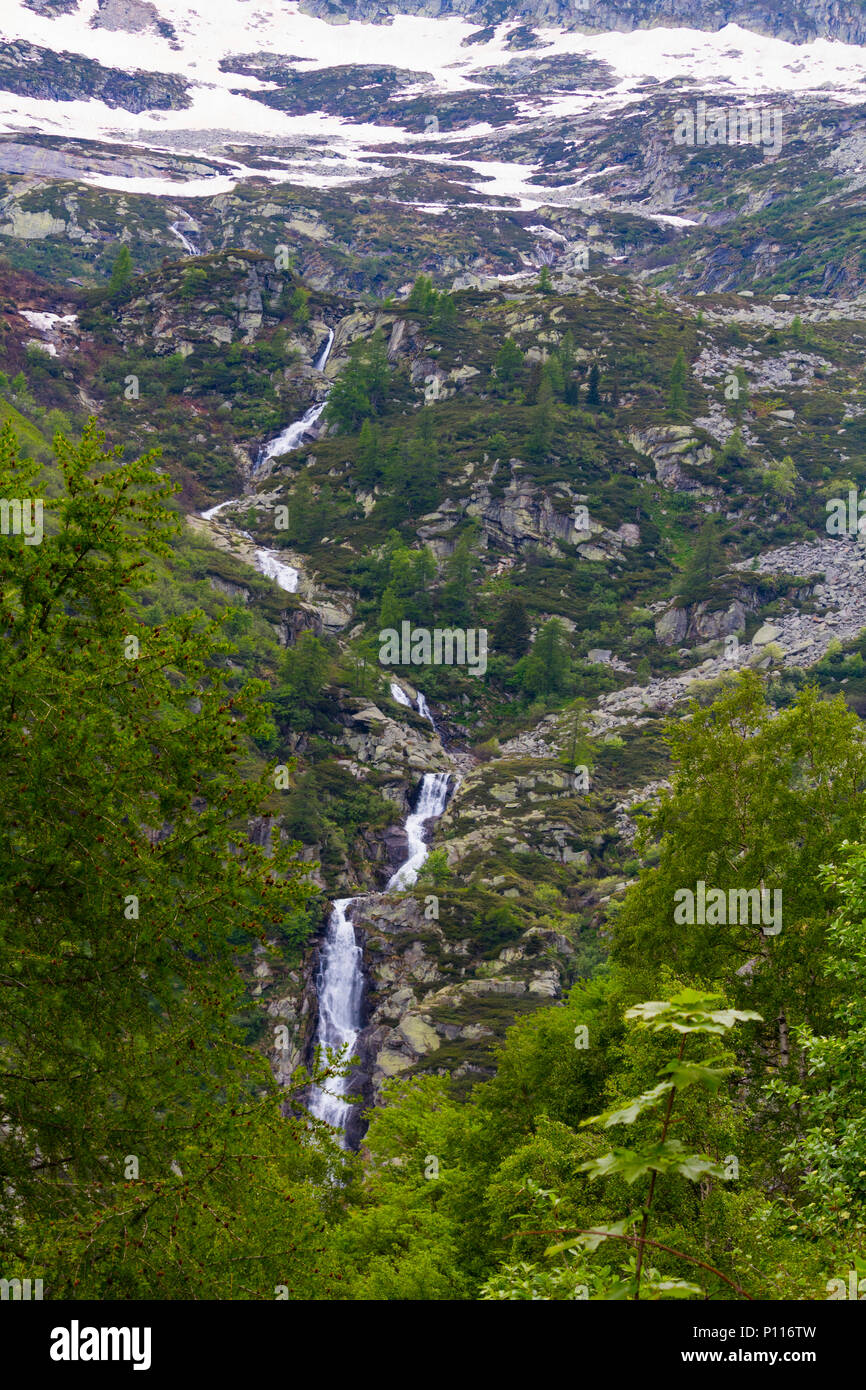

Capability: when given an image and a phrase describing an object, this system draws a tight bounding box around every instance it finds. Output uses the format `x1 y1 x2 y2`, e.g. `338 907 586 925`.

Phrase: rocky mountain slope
7 211 866 1130
6 1 866 1144
298 0 866 45
4 1 866 302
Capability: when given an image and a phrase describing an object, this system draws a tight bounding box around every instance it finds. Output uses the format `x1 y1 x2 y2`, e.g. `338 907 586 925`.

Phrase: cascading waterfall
312 329 335 373
199 497 238 522
389 681 413 708
169 216 200 256
416 691 437 732
389 681 439 735
258 400 328 470
307 898 364 1131
253 548 299 593
386 772 451 891
200 329 446 1145
198 327 334 592
257 328 334 470
308 764 451 1144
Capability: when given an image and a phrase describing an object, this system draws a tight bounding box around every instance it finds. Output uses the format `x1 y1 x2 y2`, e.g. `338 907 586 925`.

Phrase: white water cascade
308 769 451 1142
254 548 299 593
416 691 437 732
386 772 451 891
200 496 240 522
169 217 200 256
389 681 439 734
258 328 334 468
389 680 413 708
259 400 327 468
307 898 364 1130
198 327 334 590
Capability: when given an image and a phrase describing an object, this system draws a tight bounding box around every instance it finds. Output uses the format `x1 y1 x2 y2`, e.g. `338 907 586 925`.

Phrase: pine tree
586 362 601 407
526 375 554 463
432 292 457 338
379 584 404 632
561 696 593 769
676 516 724 604
0 421 323 1294
765 454 797 510
520 617 570 695
495 336 524 386
407 275 438 313
291 285 311 323
108 244 133 298
325 328 391 432
286 471 319 544
382 411 440 523
493 593 531 658
559 331 580 406
356 418 381 489
441 526 478 623
722 426 748 468
667 347 688 418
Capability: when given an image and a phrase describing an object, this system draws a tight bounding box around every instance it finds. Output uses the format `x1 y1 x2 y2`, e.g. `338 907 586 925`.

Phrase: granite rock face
0 41 190 113
297 0 866 44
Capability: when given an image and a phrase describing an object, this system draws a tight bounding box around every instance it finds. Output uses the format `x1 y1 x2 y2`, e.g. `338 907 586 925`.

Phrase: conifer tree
493 593 531 658
0 422 327 1295
667 347 688 419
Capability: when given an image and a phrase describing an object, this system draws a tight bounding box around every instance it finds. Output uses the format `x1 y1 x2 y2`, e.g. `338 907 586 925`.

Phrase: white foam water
169 220 199 255
200 327 333 582
200 496 239 521
390 681 413 707
416 691 437 731
259 400 327 467
258 328 334 466
307 897 364 1132
386 772 452 892
309 770 451 1142
254 548 299 593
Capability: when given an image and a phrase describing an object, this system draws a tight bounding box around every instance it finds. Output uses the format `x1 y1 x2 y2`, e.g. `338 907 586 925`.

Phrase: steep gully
189 296 866 1143
194 318 451 1146
198 327 335 595
169 215 200 258
308 771 452 1145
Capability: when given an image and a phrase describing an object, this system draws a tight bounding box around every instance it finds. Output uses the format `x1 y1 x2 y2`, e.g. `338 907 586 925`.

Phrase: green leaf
625 994 762 1036
648 1279 704 1299
581 1081 674 1129
659 1056 737 1092
545 1218 635 1257
579 1140 728 1185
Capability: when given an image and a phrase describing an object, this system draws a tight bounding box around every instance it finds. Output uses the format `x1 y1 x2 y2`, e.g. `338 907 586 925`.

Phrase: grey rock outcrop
297 0 866 45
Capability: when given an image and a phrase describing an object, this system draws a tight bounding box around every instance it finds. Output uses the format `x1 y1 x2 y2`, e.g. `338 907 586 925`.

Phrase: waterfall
390 681 412 708
391 682 438 732
169 219 200 256
386 773 452 891
259 400 327 468
416 691 437 732
200 496 239 522
258 328 335 467
308 770 451 1144
313 327 335 371
307 898 364 1132
254 548 299 593
199 326 333 584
